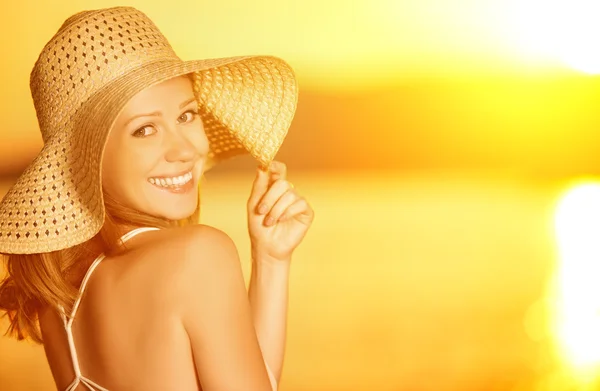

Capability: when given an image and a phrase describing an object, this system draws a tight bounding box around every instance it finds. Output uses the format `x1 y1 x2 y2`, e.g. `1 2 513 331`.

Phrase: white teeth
176 172 193 184
148 171 193 188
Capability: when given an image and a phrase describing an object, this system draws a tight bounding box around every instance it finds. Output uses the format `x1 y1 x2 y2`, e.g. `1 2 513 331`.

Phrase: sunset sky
2 0 600 176
2 1 600 390
1 0 593 89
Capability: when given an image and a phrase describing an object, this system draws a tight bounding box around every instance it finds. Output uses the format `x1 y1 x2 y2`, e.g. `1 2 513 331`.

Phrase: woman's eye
132 125 155 138
178 110 198 124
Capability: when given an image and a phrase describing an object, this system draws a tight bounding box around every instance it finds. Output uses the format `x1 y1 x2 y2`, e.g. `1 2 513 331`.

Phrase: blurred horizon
4 74 600 178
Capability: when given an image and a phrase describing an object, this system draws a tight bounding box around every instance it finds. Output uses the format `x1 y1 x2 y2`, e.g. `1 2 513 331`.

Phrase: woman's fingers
263 189 297 226
246 159 314 228
268 161 287 182
248 167 270 208
256 179 294 216
278 197 314 225
248 161 288 211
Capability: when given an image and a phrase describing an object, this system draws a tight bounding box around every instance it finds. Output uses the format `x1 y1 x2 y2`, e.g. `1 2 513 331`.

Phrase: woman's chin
152 204 197 221
143 179 199 221
143 196 198 221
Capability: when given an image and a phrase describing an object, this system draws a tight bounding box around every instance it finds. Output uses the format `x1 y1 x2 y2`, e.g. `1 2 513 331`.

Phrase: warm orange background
1 0 600 390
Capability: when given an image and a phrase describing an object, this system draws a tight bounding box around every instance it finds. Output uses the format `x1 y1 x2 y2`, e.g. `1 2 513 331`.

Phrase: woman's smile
148 170 195 194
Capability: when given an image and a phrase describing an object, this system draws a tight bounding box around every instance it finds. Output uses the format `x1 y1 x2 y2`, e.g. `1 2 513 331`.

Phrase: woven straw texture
0 7 298 254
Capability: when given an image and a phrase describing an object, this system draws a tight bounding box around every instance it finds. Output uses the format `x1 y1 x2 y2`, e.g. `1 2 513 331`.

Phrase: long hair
0 184 202 343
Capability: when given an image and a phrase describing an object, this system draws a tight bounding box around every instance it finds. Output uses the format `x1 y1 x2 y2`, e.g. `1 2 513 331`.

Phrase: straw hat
0 6 298 254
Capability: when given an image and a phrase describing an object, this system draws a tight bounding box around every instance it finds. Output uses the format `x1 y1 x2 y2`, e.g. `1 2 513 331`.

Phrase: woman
0 6 313 391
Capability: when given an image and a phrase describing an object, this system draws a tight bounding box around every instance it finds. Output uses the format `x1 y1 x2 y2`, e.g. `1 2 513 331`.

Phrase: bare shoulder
102 224 242 302
160 226 269 389
151 224 244 311
159 224 241 280
114 225 270 389
136 223 235 251
129 223 240 274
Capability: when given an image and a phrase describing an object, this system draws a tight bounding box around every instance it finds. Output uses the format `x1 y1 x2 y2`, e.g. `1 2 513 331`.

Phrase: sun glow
553 182 600 382
515 0 600 74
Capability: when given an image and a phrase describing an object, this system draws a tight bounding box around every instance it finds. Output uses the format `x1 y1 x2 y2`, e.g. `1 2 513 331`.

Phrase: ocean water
0 171 569 390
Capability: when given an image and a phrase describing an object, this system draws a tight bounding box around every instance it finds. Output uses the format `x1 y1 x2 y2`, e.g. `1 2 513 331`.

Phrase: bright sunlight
554 182 600 382
515 0 600 74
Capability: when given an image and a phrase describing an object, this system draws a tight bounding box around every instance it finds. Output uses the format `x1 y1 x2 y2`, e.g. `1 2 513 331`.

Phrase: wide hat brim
0 55 298 254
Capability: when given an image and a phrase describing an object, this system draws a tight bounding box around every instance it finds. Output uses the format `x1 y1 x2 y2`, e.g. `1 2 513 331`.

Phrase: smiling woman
0 6 314 391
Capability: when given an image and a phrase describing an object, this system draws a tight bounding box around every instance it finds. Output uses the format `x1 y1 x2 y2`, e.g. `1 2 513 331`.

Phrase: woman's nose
163 130 198 163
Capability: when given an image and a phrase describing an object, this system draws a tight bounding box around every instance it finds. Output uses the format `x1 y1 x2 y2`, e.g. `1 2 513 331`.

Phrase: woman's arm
178 225 272 391
246 161 315 389
248 256 291 388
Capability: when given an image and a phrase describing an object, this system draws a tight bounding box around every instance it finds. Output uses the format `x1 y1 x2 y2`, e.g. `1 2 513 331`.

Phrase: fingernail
258 204 268 214
265 216 274 226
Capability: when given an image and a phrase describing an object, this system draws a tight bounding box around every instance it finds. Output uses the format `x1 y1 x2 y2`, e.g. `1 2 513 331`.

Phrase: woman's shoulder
96 225 241 298
147 223 231 244
123 223 234 254
159 224 240 271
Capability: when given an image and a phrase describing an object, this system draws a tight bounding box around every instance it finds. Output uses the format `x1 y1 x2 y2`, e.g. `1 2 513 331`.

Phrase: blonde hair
0 185 201 343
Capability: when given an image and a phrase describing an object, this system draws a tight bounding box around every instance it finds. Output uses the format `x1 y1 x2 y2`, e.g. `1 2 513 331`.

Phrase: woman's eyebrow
123 110 161 127
123 97 197 127
179 97 196 108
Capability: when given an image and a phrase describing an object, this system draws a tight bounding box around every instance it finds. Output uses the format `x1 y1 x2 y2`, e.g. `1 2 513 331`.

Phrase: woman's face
102 75 209 221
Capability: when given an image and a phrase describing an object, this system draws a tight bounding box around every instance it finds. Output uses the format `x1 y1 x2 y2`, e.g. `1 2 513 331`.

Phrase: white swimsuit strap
67 226 160 322
59 226 160 390
118 226 161 245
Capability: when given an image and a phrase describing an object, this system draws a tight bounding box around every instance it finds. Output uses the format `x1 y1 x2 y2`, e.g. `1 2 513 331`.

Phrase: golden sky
1 0 599 175
0 0 590 90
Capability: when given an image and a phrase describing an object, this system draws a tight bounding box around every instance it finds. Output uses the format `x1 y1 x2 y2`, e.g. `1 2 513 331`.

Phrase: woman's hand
247 161 314 264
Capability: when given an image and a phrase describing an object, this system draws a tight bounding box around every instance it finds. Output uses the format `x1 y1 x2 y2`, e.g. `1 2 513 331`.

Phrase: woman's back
39 225 272 391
